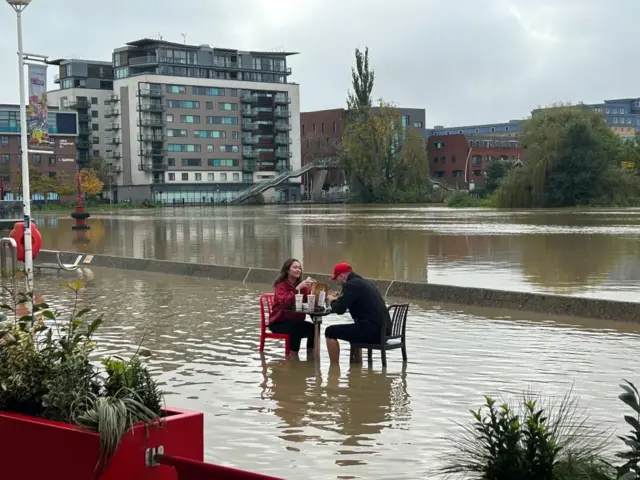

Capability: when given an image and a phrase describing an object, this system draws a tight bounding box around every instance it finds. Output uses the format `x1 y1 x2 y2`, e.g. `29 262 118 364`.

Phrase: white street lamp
7 0 34 289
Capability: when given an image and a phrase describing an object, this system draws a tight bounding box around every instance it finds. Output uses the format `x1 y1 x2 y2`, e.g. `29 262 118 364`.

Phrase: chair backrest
259 294 274 332
387 304 409 340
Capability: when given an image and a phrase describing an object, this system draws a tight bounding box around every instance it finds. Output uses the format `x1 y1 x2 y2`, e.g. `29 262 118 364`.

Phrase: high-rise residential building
0 104 78 200
47 59 114 169
107 38 300 204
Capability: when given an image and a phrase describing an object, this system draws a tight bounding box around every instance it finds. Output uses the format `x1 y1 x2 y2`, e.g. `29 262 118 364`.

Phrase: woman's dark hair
274 258 302 286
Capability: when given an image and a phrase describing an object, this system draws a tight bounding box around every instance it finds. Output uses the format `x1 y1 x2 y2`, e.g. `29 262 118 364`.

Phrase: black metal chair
351 304 409 367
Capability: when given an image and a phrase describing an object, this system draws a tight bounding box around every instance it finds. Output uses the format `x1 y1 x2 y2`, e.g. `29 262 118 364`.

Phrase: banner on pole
27 64 49 146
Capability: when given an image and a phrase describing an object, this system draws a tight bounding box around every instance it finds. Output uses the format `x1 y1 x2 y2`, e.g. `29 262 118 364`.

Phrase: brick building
427 134 525 188
0 105 78 200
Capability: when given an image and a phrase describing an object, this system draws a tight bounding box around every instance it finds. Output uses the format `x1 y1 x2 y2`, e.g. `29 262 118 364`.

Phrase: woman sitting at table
269 258 316 356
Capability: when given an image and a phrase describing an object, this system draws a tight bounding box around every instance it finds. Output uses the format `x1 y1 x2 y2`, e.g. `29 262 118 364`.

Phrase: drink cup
295 294 303 311
318 290 326 308
307 294 316 310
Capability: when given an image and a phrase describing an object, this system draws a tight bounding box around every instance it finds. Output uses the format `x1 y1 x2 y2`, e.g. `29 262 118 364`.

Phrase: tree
496 105 640 207
484 157 515 194
78 168 104 197
340 100 431 203
346 47 375 112
13 166 75 203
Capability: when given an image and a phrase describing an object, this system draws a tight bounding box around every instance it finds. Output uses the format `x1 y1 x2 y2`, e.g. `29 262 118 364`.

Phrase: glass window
181 173 188 180
168 100 200 109
166 84 186 94
1 136 8 145
91 97 98 105
218 103 237 111
195 173 202 181
168 144 201 152
233 173 240 181
219 145 239 153
180 115 200 124
207 145 214 152
208 173 215 181
168 173 175 181
221 173 227 181
181 158 201 166
167 114 174 123
206 117 238 125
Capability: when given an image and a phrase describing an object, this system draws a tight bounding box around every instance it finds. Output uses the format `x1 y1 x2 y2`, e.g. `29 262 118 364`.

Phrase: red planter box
0 407 203 480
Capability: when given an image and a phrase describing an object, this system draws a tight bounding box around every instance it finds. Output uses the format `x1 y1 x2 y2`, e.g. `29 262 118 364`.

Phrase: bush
447 191 496 208
0 282 163 475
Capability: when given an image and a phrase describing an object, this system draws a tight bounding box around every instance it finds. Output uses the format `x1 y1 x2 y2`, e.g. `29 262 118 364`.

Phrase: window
193 130 226 139
167 129 188 137
92 123 99 131
168 144 201 152
32 154 41 165
48 155 56 165
168 173 175 181
412 121 423 128
49 172 56 178
1 136 8 145
206 116 238 125
195 173 202 181
614 117 619 123
180 115 200 123
206 102 213 110
92 136 100 143
229 89 237 97
91 97 98 105
401 115 409 127
167 114 174 123
333 121 336 133
452 155 457 164
1 154 9 164
472 170 482 177
207 159 239 167
181 158 201 167
168 100 199 109
232 172 240 181
166 84 186 94
208 173 215 181
313 123 316 133
218 102 238 111
91 110 98 118
219 145 239 153
168 158 176 166
232 131 239 139
472 155 481 166
181 173 188 181
433 141 445 149
302 125 305 135
192 86 225 96
220 173 227 181
93 150 100 157
321 122 325 133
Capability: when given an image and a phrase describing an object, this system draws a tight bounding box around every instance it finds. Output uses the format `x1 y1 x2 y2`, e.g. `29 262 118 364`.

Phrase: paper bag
312 283 329 308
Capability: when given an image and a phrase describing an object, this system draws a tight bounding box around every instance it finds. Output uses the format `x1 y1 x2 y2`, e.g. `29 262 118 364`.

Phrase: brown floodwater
23 267 640 479
35 205 640 302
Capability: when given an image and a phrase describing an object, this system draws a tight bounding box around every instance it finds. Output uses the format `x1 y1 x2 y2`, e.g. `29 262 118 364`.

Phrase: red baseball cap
330 262 352 280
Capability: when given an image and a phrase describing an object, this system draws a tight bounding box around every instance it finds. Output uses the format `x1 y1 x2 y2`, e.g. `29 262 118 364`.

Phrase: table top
287 306 333 317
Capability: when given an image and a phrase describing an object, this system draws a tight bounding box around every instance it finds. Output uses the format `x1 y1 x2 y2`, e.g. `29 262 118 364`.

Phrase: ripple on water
22 268 640 479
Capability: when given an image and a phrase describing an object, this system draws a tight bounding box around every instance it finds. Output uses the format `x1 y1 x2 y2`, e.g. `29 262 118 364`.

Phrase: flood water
36 205 640 302
26 267 639 479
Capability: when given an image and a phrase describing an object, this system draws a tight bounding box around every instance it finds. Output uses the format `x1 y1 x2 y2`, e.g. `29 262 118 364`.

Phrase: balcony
105 123 120 131
242 161 257 172
242 151 258 159
138 162 168 172
138 134 167 142
107 137 121 145
242 136 258 145
129 56 159 66
276 150 292 159
78 127 91 135
275 135 291 145
78 114 91 123
275 123 291 132
139 149 166 157
241 93 258 104
137 103 166 112
104 109 120 117
104 94 119 103
76 141 92 150
106 152 122 160
64 99 91 110
274 109 291 118
276 163 292 172
242 122 259 131
54 74 60 84
137 88 163 98
137 118 165 127
274 95 290 105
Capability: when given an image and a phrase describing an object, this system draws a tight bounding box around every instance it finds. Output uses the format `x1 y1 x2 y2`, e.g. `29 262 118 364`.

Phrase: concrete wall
37 250 640 323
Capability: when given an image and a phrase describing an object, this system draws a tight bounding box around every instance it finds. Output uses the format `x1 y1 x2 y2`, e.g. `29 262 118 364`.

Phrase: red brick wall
300 109 345 189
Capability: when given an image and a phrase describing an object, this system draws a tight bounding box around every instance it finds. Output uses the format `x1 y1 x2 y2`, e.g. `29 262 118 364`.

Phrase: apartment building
300 107 426 192
426 120 523 138
107 38 300 204
47 59 114 168
0 105 78 199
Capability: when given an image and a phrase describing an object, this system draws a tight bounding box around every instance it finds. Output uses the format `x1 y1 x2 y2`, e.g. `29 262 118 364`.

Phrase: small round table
289 306 333 362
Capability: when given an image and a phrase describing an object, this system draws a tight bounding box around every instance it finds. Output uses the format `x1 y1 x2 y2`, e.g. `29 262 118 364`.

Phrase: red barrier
156 455 284 480
9 221 42 262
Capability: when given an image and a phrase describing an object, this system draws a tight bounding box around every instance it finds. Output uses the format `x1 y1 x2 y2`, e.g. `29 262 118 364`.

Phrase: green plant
616 380 640 479
440 390 615 479
103 357 163 415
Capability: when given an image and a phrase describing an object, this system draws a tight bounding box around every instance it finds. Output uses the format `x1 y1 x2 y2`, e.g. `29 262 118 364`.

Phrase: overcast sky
0 0 637 127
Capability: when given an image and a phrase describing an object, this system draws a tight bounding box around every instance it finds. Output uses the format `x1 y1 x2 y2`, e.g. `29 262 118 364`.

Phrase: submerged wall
36 250 640 323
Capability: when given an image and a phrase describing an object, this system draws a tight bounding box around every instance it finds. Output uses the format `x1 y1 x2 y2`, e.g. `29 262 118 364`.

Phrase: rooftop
120 38 299 57
48 58 112 66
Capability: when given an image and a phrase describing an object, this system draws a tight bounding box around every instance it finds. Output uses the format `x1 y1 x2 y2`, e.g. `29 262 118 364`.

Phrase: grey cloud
0 0 638 128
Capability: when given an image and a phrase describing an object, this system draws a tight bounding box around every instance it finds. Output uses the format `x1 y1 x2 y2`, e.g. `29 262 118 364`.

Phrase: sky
0 0 638 128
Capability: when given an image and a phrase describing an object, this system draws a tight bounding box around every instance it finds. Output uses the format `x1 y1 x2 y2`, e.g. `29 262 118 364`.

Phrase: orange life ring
9 221 42 262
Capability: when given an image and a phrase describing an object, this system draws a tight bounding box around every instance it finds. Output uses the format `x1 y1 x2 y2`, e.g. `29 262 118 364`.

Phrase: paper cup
295 294 303 310
307 294 316 310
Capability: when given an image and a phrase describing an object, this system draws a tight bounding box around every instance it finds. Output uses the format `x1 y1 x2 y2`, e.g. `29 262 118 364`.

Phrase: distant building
0 104 78 200
426 134 524 188
426 120 522 138
300 107 426 193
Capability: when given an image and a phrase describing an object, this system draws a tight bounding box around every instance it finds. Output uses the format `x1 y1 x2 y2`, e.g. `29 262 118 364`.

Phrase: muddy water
36 205 640 302
24 267 639 479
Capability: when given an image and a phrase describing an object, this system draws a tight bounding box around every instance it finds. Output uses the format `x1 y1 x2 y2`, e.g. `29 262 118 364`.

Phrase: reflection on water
35 205 640 300
25 267 640 479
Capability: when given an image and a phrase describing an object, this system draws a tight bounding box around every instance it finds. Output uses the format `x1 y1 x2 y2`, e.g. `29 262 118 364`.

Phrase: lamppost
7 0 34 288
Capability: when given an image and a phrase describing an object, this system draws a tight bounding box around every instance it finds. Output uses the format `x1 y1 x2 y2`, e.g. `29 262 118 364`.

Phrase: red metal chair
259 293 290 355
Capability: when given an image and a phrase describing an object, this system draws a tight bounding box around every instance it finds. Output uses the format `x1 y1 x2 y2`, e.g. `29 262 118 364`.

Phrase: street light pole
7 0 34 289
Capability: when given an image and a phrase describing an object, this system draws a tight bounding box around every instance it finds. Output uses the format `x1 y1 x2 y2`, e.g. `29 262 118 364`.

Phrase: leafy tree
340 100 431 203
496 106 640 207
346 47 374 112
484 157 515 194
78 168 104 197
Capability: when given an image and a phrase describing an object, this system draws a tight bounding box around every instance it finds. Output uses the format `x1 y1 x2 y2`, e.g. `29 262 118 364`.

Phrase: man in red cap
325 262 391 364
